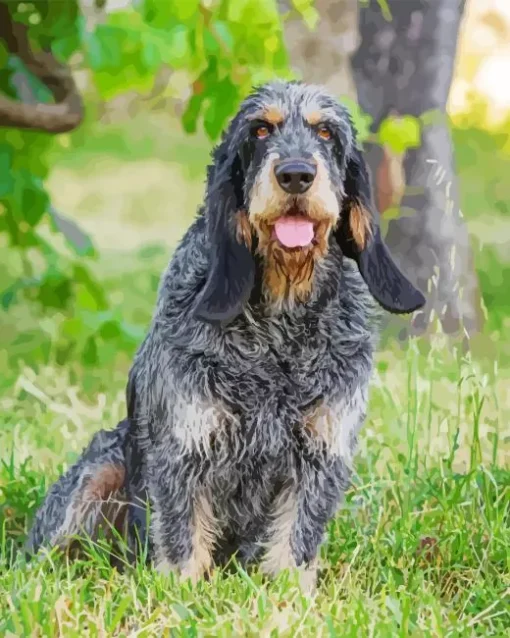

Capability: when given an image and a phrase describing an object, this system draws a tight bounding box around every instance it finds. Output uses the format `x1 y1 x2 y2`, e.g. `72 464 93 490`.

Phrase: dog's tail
26 419 130 558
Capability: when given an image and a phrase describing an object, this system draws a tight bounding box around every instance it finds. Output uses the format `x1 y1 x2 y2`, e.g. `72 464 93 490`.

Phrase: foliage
0 0 507 374
0 0 306 367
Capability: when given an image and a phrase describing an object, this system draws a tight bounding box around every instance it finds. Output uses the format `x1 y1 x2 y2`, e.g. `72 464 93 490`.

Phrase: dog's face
241 85 354 307
195 81 425 323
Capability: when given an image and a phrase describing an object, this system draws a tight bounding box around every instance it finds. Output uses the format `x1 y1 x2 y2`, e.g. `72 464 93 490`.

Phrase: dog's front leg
261 391 365 592
121 415 152 564
148 442 218 584
259 459 346 594
147 396 228 584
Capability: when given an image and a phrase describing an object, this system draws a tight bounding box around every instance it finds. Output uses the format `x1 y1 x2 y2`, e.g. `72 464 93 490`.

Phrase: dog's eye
255 124 271 140
317 126 332 141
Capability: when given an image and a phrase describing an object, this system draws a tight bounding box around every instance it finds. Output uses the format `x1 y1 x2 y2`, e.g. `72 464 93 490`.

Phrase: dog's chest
226 320 328 395
203 319 343 449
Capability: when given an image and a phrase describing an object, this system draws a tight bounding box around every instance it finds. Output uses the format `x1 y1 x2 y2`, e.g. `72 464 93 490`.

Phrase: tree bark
0 2 84 134
281 0 359 101
351 0 483 337
282 0 483 338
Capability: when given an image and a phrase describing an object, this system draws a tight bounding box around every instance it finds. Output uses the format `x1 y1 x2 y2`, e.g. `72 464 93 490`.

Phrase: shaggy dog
27 81 425 591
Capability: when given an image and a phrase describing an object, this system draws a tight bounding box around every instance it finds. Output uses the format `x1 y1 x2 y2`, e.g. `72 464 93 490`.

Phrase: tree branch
0 2 84 133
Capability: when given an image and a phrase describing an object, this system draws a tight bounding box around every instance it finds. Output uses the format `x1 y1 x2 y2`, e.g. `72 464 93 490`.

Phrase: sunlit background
452 0 510 126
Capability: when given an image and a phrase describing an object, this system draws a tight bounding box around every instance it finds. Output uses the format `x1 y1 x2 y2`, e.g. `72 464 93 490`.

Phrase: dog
26 81 425 590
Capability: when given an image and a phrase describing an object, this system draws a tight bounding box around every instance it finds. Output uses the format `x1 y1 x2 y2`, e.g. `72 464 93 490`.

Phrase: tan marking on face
349 202 372 250
248 153 286 233
263 244 316 310
235 210 253 251
248 104 285 126
248 152 340 310
305 109 325 126
304 153 340 225
302 100 341 126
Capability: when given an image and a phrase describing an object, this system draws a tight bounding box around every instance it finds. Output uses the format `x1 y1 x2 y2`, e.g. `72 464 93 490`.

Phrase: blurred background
0 0 509 471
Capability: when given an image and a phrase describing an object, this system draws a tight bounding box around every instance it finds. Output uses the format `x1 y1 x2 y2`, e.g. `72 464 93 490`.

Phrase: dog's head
195 81 425 322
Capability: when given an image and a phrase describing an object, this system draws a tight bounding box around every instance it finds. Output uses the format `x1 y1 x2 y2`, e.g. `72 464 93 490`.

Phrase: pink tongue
274 217 314 248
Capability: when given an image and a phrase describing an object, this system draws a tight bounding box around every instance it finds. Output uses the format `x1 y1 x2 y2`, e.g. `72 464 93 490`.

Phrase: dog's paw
155 557 208 586
296 561 318 596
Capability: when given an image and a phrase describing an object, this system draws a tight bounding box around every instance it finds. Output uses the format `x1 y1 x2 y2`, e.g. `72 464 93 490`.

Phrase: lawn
0 112 509 636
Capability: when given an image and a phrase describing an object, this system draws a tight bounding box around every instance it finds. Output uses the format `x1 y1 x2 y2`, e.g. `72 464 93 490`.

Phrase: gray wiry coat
27 81 424 590
125 217 376 581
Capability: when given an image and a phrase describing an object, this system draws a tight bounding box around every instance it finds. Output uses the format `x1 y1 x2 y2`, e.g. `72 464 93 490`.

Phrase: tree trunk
280 0 360 100
350 0 483 338
282 0 483 339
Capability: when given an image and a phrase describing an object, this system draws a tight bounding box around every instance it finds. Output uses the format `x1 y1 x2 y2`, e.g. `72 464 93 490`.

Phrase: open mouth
271 210 317 250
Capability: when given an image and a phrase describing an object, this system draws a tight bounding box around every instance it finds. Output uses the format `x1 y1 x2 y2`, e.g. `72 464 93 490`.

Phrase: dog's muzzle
274 159 317 195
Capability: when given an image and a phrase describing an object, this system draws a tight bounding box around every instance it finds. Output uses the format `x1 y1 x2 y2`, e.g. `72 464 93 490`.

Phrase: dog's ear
194 133 255 323
335 144 426 314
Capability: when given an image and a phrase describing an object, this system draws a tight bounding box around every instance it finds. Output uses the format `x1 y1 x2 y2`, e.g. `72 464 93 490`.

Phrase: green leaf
2 130 53 179
182 58 219 134
35 270 73 310
291 0 320 30
60 316 85 339
182 94 205 134
10 170 49 227
228 0 279 25
163 25 190 68
203 77 240 140
99 319 122 341
87 15 191 98
141 0 200 27
172 0 201 23
339 97 373 142
82 335 99 367
73 264 108 311
203 29 219 57
1 285 17 310
0 144 14 197
86 25 126 72
212 21 234 53
0 40 10 69
51 27 83 62
378 115 421 154
116 320 145 344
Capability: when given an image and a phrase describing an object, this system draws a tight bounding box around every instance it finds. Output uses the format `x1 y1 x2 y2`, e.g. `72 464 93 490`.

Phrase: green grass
1 343 509 636
1 114 509 636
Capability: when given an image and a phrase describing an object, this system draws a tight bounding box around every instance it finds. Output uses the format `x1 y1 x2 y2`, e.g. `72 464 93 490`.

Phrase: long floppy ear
335 145 426 314
194 136 256 323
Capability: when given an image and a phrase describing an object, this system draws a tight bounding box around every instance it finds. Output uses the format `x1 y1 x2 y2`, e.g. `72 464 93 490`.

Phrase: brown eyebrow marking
304 109 326 126
247 104 285 125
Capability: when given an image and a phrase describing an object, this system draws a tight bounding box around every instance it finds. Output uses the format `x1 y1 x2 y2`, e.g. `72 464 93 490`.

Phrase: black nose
274 159 317 194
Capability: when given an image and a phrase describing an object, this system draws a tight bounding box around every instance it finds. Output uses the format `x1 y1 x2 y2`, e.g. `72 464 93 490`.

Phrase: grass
0 112 509 636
